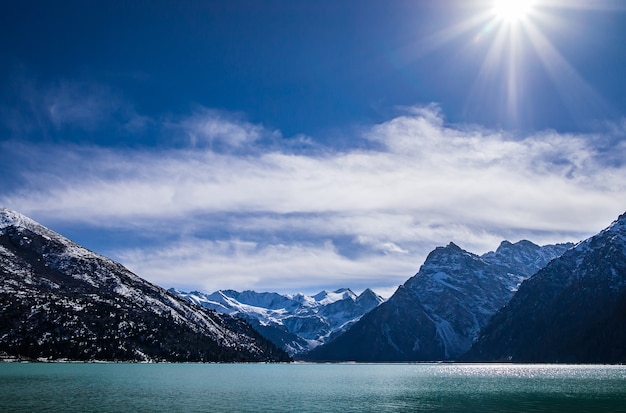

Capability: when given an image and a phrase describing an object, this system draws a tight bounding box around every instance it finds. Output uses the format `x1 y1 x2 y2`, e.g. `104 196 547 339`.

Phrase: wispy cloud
178 108 276 149
2 105 625 294
45 82 119 130
1 79 150 137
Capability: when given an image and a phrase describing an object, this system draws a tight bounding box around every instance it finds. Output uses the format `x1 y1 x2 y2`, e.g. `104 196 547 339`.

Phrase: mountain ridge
303 239 573 362
172 287 384 355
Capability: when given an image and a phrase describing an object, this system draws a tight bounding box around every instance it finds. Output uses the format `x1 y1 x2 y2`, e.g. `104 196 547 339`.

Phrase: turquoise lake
1 363 625 412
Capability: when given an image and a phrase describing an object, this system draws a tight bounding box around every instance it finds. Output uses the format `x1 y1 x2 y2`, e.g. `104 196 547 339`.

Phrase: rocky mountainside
465 212 626 363
0 208 290 362
173 287 384 355
303 240 573 362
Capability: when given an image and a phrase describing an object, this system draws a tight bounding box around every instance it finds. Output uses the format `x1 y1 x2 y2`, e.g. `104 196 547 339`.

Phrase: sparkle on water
1 363 625 412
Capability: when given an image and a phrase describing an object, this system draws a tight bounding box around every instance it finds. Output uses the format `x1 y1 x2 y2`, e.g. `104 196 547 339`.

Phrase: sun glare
492 0 536 22
416 0 603 128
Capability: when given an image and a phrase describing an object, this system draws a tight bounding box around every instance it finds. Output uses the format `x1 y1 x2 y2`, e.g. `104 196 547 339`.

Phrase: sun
408 0 606 129
492 0 536 23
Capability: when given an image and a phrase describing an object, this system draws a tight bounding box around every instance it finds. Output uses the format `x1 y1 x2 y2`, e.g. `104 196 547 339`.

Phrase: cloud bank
2 105 625 295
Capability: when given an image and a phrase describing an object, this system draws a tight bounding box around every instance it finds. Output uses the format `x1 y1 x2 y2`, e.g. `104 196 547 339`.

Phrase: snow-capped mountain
0 208 289 362
172 287 384 355
465 212 626 363
303 239 573 362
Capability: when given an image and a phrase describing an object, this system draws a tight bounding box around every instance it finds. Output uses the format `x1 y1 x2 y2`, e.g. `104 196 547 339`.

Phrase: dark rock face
303 240 572 362
465 213 626 363
0 208 290 362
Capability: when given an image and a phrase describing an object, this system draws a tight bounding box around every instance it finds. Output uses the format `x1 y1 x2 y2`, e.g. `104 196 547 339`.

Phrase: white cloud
2 105 626 293
179 108 276 148
115 238 417 296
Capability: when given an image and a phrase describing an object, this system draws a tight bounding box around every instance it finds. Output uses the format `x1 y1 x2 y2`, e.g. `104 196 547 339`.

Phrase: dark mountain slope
465 212 626 363
0 208 290 362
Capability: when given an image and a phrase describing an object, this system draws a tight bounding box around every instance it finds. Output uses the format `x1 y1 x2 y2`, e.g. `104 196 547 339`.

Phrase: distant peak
357 288 377 299
427 242 467 257
495 239 538 253
358 288 383 300
516 240 539 247
422 242 471 266
608 211 626 233
312 290 330 301
313 288 356 303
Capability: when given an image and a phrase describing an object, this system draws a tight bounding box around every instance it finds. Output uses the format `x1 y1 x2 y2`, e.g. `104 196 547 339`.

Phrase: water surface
1 363 625 412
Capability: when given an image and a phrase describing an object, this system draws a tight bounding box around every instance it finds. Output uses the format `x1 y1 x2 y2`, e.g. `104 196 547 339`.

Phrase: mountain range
172 287 384 355
2 206 625 364
303 239 573 361
0 208 290 362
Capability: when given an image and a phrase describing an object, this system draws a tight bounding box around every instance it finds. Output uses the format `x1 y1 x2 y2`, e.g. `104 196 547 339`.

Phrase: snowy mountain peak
0 207 22 229
607 211 626 233
0 209 60 243
495 239 538 253
419 242 480 273
313 288 357 304
572 212 626 254
0 208 115 272
0 208 42 233
356 288 384 308
174 287 384 355
357 288 378 299
428 242 468 259
482 239 574 279
445 242 463 251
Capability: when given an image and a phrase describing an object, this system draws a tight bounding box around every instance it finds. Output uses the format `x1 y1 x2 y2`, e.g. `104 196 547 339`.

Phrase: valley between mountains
1 207 626 363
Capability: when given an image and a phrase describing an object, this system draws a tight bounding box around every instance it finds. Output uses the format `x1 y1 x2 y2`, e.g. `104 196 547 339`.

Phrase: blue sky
2 0 626 297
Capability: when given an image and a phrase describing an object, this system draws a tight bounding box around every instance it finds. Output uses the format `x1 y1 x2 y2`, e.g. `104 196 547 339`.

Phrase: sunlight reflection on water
0 363 625 412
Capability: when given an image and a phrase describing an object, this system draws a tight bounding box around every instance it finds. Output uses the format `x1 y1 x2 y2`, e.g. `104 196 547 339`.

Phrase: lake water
1 363 625 412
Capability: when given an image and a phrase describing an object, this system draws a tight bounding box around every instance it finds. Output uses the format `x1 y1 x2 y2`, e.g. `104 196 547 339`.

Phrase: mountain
0 208 290 362
172 287 384 355
303 240 573 362
465 212 626 363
